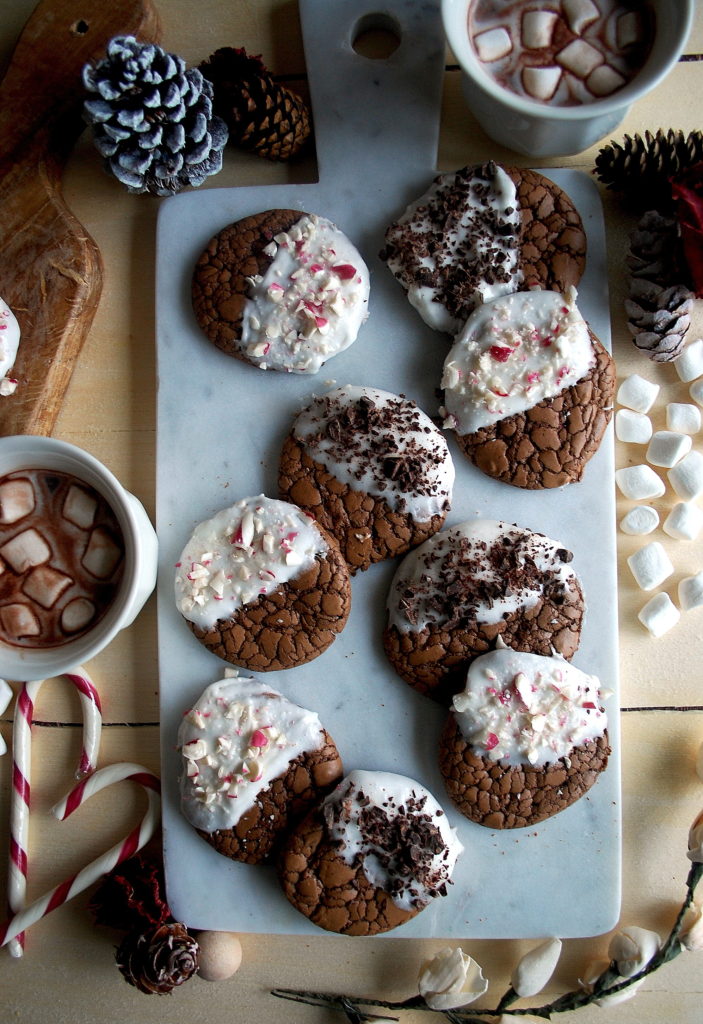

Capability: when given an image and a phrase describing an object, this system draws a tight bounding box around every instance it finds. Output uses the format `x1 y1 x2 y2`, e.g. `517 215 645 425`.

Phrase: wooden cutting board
0 0 160 437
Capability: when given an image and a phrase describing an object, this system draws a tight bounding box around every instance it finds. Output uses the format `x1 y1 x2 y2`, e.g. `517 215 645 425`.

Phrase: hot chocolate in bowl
442 0 694 157
0 436 158 681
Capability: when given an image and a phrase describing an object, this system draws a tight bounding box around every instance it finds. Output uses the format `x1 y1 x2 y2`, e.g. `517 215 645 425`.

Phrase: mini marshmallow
663 501 703 541
679 571 703 611
666 402 701 434
587 64 625 97
474 27 512 62
690 379 703 407
674 338 703 383
615 408 652 443
616 374 659 413
619 505 659 536
557 39 603 79
627 541 674 591
617 10 643 49
637 592 680 638
615 464 665 500
668 450 703 501
563 0 599 35
522 66 562 101
521 9 558 49
646 430 692 468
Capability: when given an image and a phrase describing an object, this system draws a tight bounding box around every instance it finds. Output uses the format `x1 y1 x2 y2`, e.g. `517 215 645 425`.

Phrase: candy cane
7 669 102 958
1 762 160 951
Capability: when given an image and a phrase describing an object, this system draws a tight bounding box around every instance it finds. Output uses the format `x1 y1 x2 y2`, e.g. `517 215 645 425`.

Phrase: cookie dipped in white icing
322 769 463 912
441 287 595 435
386 518 579 634
0 296 20 395
291 385 454 523
241 214 370 374
381 163 522 334
178 676 329 832
452 648 608 767
174 495 328 631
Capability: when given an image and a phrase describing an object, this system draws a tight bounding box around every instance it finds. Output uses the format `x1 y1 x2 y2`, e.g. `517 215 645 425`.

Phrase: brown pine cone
595 129 703 212
199 47 311 161
116 922 199 994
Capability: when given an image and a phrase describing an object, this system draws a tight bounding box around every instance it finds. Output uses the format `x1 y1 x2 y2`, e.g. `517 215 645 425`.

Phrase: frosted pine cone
199 47 311 161
116 922 199 994
83 36 228 196
626 210 693 361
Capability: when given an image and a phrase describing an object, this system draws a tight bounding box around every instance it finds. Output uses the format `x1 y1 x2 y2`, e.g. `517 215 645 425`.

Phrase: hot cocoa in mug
0 468 125 648
468 0 655 105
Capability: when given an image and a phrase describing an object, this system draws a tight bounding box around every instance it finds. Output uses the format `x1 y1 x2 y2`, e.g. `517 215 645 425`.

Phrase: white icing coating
385 165 522 334
292 385 454 522
441 287 596 434
174 495 327 629
240 214 370 374
178 677 325 832
386 518 577 634
452 648 607 767
0 296 20 395
323 769 463 912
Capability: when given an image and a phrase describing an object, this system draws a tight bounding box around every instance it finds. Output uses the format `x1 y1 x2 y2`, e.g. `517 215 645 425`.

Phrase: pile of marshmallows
615 339 703 638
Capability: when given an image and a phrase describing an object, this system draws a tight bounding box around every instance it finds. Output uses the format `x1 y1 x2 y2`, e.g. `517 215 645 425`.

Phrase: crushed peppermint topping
239 213 369 374
452 648 607 767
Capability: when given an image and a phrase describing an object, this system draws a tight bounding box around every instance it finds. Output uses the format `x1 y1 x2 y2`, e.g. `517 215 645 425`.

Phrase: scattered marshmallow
474 27 512 62
646 430 692 468
679 571 703 612
690 379 703 407
521 9 558 49
637 592 680 638
615 408 652 443
614 464 665 500
619 505 659 536
557 38 603 79
587 64 626 97
627 541 674 591
667 402 701 434
668 450 703 501
662 501 703 541
563 0 599 35
617 374 659 413
522 66 562 101
674 338 703 383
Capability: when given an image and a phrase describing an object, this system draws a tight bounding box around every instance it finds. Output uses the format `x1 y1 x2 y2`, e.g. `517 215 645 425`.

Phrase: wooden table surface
1 1 702 1021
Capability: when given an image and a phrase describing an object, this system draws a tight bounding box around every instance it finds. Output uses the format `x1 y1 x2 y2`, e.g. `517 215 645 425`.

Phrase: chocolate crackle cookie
174 495 351 671
192 209 370 374
178 676 343 863
278 769 463 935
440 287 616 488
383 518 584 703
380 161 586 335
439 648 610 829
278 385 454 573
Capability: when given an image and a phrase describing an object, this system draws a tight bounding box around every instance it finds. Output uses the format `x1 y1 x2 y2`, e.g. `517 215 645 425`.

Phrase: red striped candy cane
7 669 102 957
0 762 160 951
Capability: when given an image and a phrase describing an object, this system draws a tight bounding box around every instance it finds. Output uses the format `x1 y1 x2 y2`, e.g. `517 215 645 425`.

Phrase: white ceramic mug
0 435 158 681
442 0 694 157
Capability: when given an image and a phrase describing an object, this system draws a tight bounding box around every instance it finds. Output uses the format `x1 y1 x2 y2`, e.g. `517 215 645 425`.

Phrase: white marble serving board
156 0 620 939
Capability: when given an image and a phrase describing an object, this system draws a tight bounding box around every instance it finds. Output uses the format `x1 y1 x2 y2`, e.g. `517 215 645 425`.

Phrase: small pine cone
595 129 703 213
199 47 311 161
83 36 228 196
116 922 199 995
625 210 693 362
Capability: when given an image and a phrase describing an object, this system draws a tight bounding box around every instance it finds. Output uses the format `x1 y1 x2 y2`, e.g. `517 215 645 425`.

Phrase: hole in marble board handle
352 12 402 59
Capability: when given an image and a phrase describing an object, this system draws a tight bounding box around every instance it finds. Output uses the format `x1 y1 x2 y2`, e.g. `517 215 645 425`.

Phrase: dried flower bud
579 959 644 1007
688 809 703 863
679 901 703 952
116 922 199 994
510 937 562 997
608 925 660 978
417 946 488 1010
